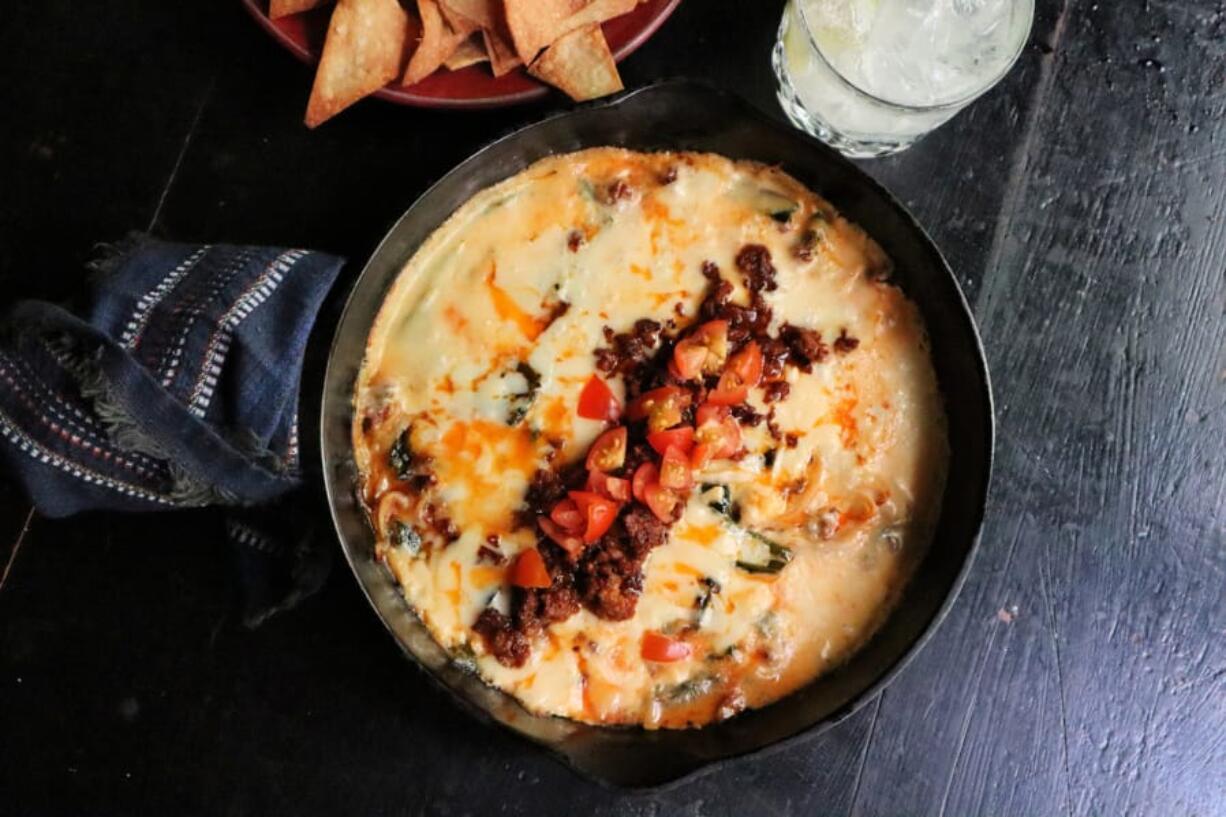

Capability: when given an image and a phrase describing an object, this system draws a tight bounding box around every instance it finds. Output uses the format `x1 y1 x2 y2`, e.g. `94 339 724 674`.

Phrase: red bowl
241 0 683 109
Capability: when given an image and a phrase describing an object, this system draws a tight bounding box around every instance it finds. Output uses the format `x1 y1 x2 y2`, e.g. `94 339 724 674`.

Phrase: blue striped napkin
0 236 345 623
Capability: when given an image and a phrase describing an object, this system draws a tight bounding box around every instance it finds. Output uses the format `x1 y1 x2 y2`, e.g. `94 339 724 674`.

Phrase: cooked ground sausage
514 584 581 637
735 244 778 293
577 537 646 622
780 323 828 371
623 507 669 557
833 328 860 354
473 609 531 668
731 403 766 426
594 318 663 376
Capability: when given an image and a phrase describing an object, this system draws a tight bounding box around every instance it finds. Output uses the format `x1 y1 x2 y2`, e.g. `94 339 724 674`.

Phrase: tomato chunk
550 498 584 533
586 470 631 502
659 445 693 491
671 341 709 381
695 403 729 427
728 341 763 387
538 518 584 555
568 490 620 543
647 425 695 456
510 548 551 588
585 426 627 472
671 320 729 380
708 342 763 405
707 375 749 406
641 631 692 662
666 356 686 382
643 482 681 522
632 462 659 503
577 374 622 422
627 386 692 432
692 403 742 468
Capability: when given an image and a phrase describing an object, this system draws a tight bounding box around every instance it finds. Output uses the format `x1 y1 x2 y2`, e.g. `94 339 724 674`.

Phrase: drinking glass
773 0 1034 158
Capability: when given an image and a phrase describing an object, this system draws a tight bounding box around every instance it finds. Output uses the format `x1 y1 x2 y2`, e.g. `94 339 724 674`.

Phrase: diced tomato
509 548 551 588
692 403 742 468
641 631 692 662
647 425 695 455
659 445 693 491
707 375 749 405
667 357 685 382
568 490 620 543
708 342 764 405
716 421 742 457
695 402 730 427
585 426 627 472
538 517 584 555
632 462 659 503
728 341 763 387
671 320 729 380
627 386 692 432
627 386 684 420
705 418 741 459
671 340 709 380
643 482 681 522
577 375 621 422
586 470 631 502
549 498 584 533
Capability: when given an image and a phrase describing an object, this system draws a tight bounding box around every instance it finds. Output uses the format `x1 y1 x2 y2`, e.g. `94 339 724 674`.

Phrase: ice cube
803 0 880 47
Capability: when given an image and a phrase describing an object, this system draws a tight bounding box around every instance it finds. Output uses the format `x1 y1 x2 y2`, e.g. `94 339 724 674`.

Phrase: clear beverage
773 0 1034 157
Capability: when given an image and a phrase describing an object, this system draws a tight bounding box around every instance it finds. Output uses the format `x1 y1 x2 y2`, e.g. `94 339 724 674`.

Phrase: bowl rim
319 78 995 789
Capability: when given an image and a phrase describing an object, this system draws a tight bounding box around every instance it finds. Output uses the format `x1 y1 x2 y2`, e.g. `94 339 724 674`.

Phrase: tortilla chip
436 0 481 35
269 0 332 19
505 0 639 64
528 24 622 102
441 0 517 75
503 0 584 63
443 35 489 71
403 0 471 86
482 27 522 77
439 0 496 29
304 0 410 128
559 0 639 32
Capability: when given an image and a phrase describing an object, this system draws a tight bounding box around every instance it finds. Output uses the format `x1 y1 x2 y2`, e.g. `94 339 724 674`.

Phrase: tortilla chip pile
276 0 642 126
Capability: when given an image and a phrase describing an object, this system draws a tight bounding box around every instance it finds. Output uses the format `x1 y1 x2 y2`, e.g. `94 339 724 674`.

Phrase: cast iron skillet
320 80 994 789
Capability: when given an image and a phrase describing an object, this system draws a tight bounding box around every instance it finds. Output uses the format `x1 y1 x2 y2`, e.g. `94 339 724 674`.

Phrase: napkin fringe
46 332 231 507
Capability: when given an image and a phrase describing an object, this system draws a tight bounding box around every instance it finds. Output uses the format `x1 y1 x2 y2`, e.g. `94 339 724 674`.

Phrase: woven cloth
0 236 345 623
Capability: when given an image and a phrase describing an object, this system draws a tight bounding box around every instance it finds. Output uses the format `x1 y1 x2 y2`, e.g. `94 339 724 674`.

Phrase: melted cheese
353 149 948 728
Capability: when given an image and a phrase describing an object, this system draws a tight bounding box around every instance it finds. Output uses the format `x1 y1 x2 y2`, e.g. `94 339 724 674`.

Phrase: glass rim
795 0 1035 113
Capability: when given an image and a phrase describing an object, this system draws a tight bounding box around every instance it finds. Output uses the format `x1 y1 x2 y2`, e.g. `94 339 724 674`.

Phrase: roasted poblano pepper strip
388 428 414 480
735 530 793 574
747 185 799 224
389 520 422 555
506 361 541 426
769 204 799 223
701 483 731 515
701 483 792 574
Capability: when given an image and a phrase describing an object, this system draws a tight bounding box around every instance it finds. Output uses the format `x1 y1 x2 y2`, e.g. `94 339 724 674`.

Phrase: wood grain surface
1 1 1223 814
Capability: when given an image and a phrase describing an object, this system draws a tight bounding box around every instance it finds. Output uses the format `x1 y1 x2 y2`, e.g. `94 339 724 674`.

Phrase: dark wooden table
2 1 1224 814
